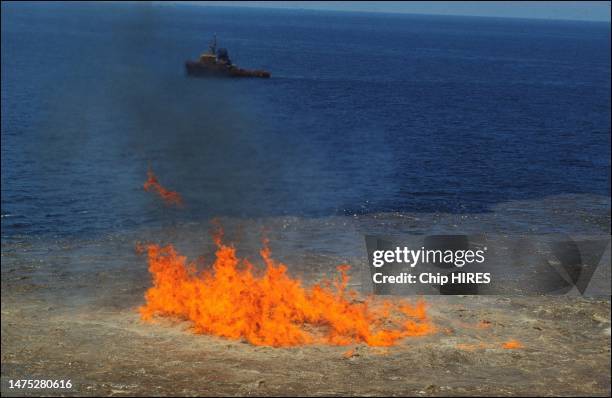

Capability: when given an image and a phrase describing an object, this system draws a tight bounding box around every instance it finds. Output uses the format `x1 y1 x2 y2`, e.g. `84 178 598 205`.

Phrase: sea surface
2 2 611 241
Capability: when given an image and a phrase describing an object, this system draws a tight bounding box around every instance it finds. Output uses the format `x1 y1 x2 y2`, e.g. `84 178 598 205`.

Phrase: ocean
1 2 610 241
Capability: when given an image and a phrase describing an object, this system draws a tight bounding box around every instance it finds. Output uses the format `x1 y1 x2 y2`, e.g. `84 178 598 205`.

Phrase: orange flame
143 168 183 206
139 232 434 347
502 340 523 349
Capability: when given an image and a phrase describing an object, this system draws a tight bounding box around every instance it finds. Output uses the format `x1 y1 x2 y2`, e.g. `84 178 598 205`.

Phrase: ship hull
185 61 270 78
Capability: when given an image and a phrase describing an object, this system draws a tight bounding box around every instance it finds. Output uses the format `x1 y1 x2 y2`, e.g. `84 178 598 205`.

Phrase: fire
502 340 523 349
143 168 183 206
139 231 434 347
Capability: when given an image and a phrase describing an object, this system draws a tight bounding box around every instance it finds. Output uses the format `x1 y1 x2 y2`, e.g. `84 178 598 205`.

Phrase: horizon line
161 1 612 23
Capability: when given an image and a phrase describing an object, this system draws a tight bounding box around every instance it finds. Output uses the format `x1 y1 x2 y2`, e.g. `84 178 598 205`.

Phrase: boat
185 35 270 78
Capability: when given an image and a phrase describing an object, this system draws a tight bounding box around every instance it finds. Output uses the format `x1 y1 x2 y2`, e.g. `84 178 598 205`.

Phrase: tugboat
185 35 270 78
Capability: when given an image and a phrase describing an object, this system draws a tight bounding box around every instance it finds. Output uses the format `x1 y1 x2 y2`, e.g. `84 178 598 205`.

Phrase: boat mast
209 34 217 55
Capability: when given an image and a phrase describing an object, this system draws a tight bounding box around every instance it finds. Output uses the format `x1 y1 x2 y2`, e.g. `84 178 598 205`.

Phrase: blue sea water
1 2 610 239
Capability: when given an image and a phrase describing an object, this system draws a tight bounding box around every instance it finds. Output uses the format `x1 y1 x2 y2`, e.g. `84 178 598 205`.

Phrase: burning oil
139 228 434 347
